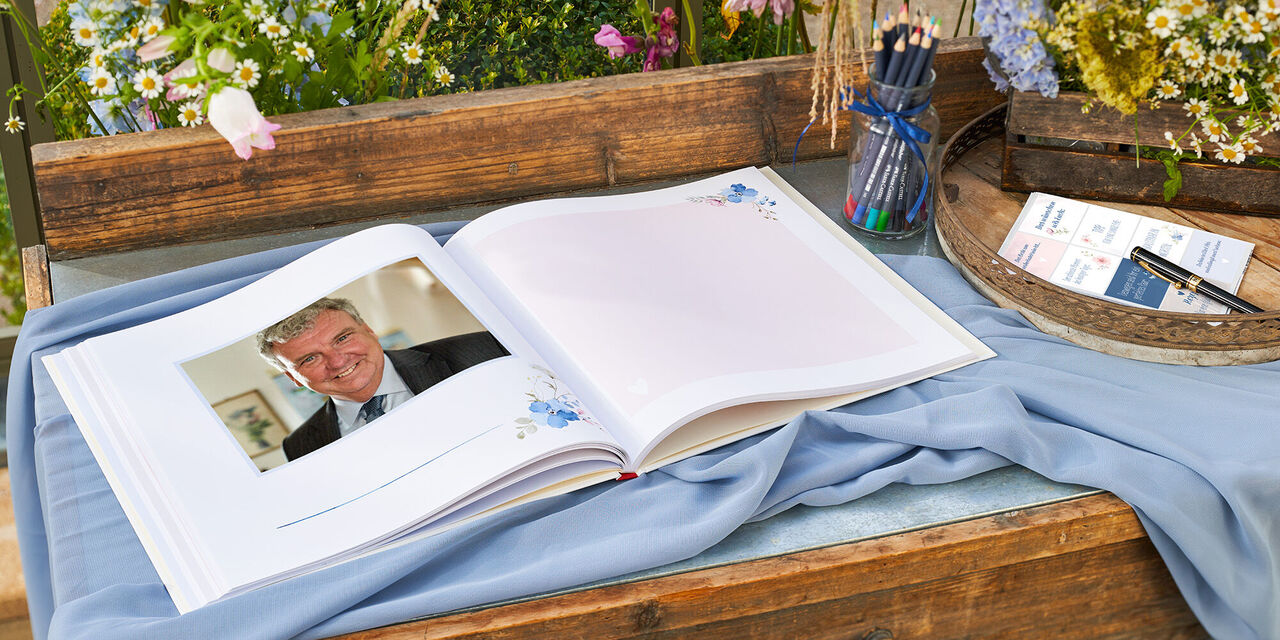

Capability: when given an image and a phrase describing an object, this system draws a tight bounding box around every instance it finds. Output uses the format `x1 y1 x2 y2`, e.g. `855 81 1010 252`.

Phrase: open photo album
43 166 994 613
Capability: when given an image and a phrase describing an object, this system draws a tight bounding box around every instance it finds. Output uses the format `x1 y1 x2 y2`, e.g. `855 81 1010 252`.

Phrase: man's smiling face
274 309 385 403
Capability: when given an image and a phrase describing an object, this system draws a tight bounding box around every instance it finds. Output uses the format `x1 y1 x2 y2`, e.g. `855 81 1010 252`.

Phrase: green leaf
1161 155 1183 202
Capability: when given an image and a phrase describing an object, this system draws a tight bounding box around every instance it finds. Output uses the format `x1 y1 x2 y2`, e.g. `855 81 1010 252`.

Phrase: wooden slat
20 244 50 309
30 38 1002 259
1002 144 1280 218
1007 91 1276 149
337 494 1202 639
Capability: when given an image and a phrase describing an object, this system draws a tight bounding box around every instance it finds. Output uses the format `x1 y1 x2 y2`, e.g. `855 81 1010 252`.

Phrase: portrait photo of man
256 297 509 461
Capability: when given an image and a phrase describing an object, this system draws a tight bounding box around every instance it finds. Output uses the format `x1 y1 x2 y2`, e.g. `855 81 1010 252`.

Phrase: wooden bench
13 38 1208 638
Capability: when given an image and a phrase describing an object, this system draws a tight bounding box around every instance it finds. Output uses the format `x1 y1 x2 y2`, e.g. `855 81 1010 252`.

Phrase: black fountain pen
1130 246 1264 314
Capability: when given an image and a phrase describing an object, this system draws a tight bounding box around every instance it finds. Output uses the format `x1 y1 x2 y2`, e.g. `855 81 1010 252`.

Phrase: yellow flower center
142 77 155 90
1214 54 1227 66
240 67 254 80
1222 148 1238 159
95 77 108 88
1233 84 1245 96
1177 3 1194 15
268 25 280 33
1155 15 1169 28
184 109 196 121
79 28 92 39
147 25 159 35
1251 21 1263 34
296 47 307 55
1210 123 1222 134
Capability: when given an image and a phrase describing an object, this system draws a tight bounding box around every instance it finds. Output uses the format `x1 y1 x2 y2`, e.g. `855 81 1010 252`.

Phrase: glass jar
843 70 940 240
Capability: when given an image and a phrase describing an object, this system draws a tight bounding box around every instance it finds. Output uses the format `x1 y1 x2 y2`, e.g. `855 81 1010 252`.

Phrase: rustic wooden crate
29 39 1002 261
1002 91 1280 217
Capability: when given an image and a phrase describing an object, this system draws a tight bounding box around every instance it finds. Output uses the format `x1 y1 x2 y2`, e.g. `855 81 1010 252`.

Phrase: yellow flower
1074 7 1164 115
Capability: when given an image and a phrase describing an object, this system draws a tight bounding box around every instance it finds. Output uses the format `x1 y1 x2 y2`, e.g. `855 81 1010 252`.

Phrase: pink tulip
137 34 175 61
207 86 282 160
593 24 642 59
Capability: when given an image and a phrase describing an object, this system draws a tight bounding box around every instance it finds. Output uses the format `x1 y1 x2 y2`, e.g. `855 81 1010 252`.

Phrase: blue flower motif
719 183 759 203
529 397 580 428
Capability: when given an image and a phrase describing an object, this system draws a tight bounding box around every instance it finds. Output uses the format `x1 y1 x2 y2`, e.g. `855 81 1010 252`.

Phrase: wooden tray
934 104 1280 365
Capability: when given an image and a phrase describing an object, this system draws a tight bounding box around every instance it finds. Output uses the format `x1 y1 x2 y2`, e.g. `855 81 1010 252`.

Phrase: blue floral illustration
529 397 580 428
689 183 779 220
720 183 758 203
513 367 600 439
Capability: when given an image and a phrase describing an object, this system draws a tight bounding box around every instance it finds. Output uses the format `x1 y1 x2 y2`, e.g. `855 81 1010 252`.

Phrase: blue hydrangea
975 0 1059 98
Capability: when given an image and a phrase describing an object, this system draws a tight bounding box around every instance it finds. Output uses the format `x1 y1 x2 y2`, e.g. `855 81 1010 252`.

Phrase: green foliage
408 1 635 94
0 171 26 325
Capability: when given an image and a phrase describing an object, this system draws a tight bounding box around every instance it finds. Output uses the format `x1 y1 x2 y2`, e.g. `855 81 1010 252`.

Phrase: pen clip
1137 259 1183 289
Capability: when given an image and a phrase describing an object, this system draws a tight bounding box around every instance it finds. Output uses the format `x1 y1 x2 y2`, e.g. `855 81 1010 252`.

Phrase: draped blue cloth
7 222 1278 639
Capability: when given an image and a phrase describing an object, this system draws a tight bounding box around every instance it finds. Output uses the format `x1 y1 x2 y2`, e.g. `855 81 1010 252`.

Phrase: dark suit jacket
281 331 509 461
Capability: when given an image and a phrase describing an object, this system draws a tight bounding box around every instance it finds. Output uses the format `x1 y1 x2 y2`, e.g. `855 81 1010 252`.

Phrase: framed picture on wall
213 390 290 458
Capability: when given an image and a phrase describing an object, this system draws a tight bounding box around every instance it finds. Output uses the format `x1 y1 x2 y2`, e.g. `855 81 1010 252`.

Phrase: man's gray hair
256 297 365 371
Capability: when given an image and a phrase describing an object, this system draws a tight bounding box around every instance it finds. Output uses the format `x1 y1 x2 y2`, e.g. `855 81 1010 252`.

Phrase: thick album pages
44 166 992 612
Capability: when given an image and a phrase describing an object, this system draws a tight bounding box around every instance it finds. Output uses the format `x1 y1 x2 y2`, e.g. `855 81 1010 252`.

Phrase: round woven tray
934 104 1280 365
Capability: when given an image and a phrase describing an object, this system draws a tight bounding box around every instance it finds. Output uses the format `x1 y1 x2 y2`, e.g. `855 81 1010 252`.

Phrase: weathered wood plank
19 244 50 310
334 494 1202 640
1002 144 1280 218
1008 90 1276 149
31 39 1002 259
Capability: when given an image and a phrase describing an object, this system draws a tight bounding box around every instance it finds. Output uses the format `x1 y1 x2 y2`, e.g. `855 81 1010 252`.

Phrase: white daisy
88 48 108 70
1240 13 1268 41
243 0 267 20
259 16 291 40
1209 48 1233 72
1241 136 1263 155
72 20 99 48
178 101 203 127
234 59 262 88
1188 133 1204 158
435 65 454 86
131 68 163 99
1157 80 1182 99
1202 118 1229 143
1146 7 1180 38
402 43 424 65
1184 97 1209 118
292 40 314 63
1215 142 1246 163
1263 70 1279 91
1164 130 1182 153
1190 0 1210 17
4 117 23 134
1228 77 1250 104
1170 0 1197 18
1183 44 1206 68
140 16 165 43
87 67 116 96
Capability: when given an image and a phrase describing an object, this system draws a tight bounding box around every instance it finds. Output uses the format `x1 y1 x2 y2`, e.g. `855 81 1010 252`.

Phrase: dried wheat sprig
808 0 866 148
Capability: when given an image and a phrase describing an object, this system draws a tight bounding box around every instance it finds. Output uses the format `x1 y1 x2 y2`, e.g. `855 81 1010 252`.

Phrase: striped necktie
357 394 386 424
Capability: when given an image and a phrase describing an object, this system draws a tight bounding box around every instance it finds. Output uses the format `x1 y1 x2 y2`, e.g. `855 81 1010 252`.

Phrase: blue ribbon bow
794 86 933 224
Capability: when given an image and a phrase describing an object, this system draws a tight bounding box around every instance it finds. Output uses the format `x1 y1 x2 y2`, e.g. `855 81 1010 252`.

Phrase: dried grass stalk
809 0 867 148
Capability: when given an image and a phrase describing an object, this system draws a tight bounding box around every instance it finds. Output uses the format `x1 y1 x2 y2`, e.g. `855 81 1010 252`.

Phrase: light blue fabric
8 223 1279 639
